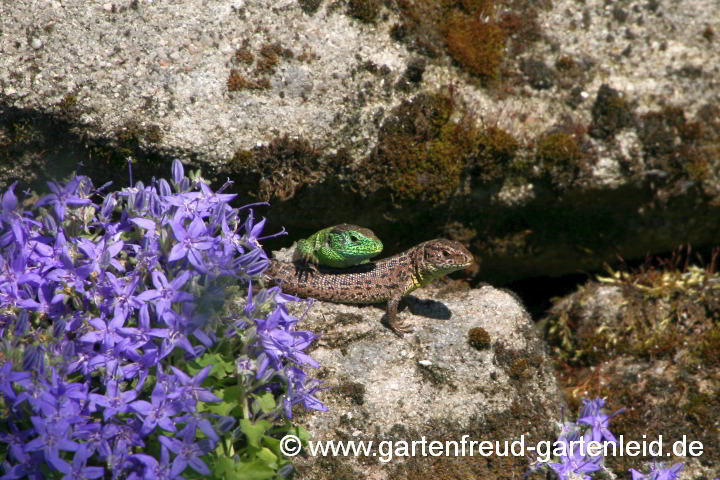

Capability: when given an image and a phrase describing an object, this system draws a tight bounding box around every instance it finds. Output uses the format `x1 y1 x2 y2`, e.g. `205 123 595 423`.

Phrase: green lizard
269 238 473 336
294 224 383 268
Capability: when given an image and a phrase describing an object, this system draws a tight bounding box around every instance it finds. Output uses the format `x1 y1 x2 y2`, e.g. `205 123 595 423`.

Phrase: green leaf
292 424 310 443
250 391 276 413
230 458 276 480
190 353 235 380
205 393 236 416
255 447 278 468
261 436 282 458
239 419 271 448
222 385 245 403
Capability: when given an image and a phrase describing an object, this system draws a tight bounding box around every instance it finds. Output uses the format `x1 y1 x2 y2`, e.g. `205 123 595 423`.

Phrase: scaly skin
295 224 383 268
268 239 473 335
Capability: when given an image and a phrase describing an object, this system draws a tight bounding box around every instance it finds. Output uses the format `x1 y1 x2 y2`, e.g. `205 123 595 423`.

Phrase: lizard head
419 239 474 275
326 224 383 261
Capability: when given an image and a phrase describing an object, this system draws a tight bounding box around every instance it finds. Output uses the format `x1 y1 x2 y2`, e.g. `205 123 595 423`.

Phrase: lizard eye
350 235 359 242
442 250 450 257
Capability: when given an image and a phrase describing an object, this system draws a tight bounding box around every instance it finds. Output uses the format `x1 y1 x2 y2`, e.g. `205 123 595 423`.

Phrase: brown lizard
266 238 473 335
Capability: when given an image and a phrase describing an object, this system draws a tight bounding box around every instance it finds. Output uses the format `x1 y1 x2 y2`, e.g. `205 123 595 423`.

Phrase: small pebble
31 38 43 50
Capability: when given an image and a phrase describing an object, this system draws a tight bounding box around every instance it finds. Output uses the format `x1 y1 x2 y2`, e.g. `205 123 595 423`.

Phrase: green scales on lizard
294 224 384 268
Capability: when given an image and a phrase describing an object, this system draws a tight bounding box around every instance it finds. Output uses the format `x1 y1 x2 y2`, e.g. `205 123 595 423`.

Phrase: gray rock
286 284 564 478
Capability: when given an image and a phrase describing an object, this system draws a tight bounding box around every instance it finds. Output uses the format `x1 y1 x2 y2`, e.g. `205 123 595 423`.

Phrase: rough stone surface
1 0 717 164
543 275 720 478
285 283 563 479
0 0 413 159
1 0 720 284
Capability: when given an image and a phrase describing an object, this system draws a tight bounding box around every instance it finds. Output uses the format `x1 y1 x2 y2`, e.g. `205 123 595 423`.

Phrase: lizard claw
389 320 413 337
295 261 319 281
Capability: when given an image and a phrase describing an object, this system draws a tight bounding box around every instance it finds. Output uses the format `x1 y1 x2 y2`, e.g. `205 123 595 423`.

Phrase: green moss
255 42 294 74
227 69 270 91
683 389 714 422
347 0 380 23
298 0 323 14
229 135 321 201
417 363 458 390
230 149 254 170
639 106 686 157
116 120 164 147
554 55 577 72
509 358 532 379
547 256 720 366
444 10 506 83
337 381 366 404
234 47 254 64
9 120 41 145
497 5 544 55
365 91 478 203
473 126 520 181
589 84 635 139
57 94 79 117
637 105 714 183
535 132 585 168
693 324 720 368
468 327 491 349
387 400 555 479
390 0 543 86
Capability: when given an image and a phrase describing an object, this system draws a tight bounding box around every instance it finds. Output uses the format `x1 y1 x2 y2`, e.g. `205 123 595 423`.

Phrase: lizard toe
391 322 414 336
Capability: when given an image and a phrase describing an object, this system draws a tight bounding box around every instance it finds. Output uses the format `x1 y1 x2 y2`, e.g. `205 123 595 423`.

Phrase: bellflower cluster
530 398 685 480
0 160 325 479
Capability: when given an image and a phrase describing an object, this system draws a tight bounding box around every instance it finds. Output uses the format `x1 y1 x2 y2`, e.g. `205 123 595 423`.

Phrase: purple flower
158 311 195 360
0 421 32 463
130 382 181 435
0 461 41 480
167 217 214 272
159 427 211 478
138 270 193 319
111 419 146 452
36 368 88 421
129 445 175 480
72 422 117 459
175 414 218 443
172 159 184 185
75 236 125 277
0 160 326 478
104 273 145 319
548 433 603 480
89 379 137 421
283 366 327 418
24 417 79 471
53 445 105 480
79 313 131 349
22 345 45 376
168 365 221 407
0 361 32 400
0 250 41 290
0 182 31 246
123 347 160 390
577 398 625 444
630 462 684 480
36 177 93 221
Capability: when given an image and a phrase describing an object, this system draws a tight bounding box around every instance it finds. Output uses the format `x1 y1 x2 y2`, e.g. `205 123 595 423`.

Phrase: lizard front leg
386 294 413 336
